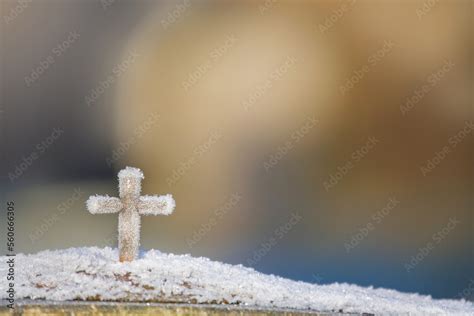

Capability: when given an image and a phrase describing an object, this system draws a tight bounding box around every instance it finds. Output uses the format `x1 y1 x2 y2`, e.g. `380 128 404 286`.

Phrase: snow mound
1 247 472 315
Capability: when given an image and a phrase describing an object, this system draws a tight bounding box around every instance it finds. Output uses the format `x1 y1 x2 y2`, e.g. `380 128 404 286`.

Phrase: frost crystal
86 166 175 262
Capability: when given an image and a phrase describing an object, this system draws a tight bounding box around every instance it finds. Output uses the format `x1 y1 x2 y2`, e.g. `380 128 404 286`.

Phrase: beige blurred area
114 0 471 251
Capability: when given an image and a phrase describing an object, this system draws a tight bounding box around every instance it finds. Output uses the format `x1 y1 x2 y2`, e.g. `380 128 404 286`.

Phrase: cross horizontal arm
138 194 175 216
87 195 123 214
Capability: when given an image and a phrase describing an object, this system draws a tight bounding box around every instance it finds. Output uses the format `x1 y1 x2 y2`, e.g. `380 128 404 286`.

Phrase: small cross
86 166 175 262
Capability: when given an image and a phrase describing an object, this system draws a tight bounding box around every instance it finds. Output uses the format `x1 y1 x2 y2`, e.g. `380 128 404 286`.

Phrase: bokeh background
1 0 472 301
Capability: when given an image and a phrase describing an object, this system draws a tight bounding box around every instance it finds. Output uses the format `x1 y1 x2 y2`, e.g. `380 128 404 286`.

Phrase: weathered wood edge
0 300 360 315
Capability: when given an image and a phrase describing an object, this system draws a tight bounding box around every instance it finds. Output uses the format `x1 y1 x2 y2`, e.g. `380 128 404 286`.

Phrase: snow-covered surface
1 247 472 315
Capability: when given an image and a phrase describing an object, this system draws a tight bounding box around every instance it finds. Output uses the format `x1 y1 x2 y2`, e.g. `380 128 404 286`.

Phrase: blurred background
1 0 472 301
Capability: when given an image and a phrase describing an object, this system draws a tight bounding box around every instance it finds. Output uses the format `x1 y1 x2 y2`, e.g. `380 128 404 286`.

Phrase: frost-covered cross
86 167 175 262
